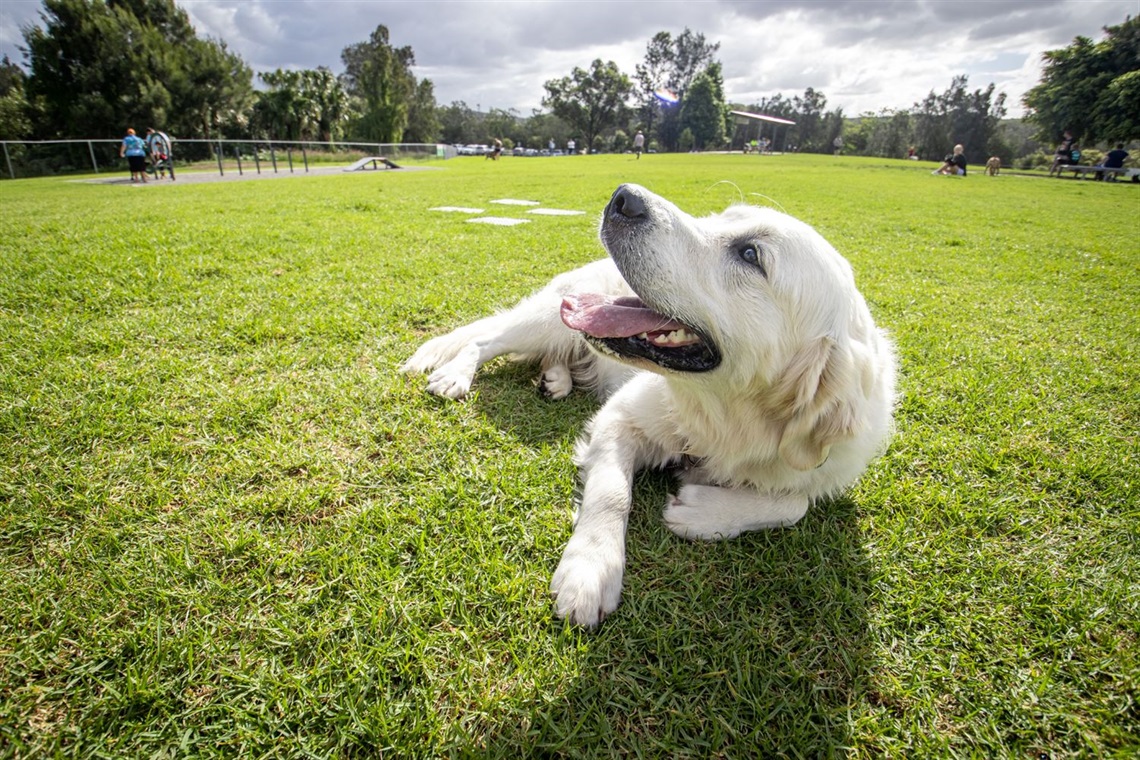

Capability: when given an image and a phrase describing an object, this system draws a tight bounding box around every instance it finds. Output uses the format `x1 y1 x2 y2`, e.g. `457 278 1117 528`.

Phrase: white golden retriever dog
402 184 896 626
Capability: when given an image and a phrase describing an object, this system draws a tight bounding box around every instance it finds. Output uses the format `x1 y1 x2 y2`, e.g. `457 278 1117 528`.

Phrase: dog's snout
609 185 647 221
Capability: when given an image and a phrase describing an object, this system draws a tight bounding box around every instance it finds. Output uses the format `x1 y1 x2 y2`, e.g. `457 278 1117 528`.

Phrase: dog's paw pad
539 365 573 400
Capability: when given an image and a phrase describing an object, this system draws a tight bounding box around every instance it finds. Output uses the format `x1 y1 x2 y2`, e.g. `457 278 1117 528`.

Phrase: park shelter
731 111 796 152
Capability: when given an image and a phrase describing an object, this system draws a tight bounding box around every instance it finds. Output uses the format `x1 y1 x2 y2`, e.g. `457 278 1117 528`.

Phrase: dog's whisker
708 180 745 204
746 192 788 214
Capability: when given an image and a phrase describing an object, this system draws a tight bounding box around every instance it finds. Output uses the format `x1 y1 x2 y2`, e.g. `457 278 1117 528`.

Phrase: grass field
0 153 1136 758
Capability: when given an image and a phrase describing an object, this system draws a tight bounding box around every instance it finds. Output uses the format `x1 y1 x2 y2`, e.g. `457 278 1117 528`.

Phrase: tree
403 79 440 143
820 107 846 153
176 38 253 139
542 59 632 153
749 94 796 121
681 63 727 149
1022 15 1140 144
0 56 32 139
860 109 913 159
341 25 417 143
792 87 828 152
23 0 251 139
437 100 478 145
634 28 720 151
482 108 524 147
305 68 352 142
667 28 721 99
252 68 350 143
912 75 1006 164
633 32 672 145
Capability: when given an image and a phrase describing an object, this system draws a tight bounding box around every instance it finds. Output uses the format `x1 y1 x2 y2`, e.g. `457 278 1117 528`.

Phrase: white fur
402 184 896 626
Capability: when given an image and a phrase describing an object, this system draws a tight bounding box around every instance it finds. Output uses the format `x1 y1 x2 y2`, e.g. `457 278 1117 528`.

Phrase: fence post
270 144 278 173
254 146 261 174
235 145 243 175
287 148 294 173
216 141 224 175
88 140 99 174
302 144 308 172
3 143 13 180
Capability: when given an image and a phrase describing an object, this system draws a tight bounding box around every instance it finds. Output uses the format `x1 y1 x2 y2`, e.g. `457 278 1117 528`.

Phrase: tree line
0 1 1136 167
0 0 437 153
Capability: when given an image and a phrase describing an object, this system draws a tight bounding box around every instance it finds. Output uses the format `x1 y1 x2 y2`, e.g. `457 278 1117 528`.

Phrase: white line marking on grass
430 206 485 213
526 209 585 216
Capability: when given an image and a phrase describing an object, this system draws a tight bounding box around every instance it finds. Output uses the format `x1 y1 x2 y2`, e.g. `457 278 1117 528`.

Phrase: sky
1 0 1136 118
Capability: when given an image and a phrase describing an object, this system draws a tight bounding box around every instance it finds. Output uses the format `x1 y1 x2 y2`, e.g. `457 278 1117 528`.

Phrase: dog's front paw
424 364 473 400
400 345 443 375
539 364 573 400
550 535 624 627
662 485 743 541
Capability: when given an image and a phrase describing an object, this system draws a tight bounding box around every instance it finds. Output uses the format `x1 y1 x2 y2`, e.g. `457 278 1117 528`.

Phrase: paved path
78 163 435 186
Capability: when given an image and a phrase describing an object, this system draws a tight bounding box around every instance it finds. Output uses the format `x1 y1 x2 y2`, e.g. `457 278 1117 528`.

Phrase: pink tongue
560 294 685 338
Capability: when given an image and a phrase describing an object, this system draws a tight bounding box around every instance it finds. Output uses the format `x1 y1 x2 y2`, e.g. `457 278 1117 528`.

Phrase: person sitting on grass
933 144 967 176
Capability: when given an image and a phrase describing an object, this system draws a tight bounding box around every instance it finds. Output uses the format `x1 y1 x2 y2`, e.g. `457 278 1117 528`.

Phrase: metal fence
0 139 457 180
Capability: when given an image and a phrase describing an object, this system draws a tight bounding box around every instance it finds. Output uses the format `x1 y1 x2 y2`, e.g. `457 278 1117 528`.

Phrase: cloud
1 0 1134 118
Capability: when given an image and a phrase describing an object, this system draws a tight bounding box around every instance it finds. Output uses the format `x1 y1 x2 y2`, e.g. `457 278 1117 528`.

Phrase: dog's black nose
609 185 647 220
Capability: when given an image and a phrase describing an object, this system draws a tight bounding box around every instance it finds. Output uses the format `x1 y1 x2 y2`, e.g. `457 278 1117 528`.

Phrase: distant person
145 127 172 180
633 130 645 159
486 138 502 160
1099 142 1129 181
548 138 555 154
567 138 576 155
1048 130 1076 176
120 128 148 183
833 135 843 155
932 144 967 176
907 147 917 160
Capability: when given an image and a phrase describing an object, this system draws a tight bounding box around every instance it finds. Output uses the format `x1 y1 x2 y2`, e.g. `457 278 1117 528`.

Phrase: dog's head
562 183 889 470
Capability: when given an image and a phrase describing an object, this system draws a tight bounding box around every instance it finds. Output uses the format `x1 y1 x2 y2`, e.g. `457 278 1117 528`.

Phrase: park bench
1054 164 1132 181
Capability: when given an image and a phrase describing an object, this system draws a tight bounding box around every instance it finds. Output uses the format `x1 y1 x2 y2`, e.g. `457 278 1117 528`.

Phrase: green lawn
0 153 1136 758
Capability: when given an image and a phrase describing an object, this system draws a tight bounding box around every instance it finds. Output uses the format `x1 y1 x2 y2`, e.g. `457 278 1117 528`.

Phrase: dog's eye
737 244 767 276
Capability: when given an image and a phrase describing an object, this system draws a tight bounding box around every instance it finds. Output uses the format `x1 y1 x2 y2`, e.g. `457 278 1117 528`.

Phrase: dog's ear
776 336 868 471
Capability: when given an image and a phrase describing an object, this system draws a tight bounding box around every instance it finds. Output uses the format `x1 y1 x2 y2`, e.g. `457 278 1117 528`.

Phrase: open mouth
560 294 721 372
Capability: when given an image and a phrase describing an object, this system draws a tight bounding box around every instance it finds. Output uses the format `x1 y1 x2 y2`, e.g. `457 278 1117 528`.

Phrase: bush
612 129 629 154
1078 148 1103 166
1016 151 1052 170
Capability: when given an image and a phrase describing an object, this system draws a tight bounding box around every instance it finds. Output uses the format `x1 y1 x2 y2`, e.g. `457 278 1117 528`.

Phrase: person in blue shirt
120 128 148 183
